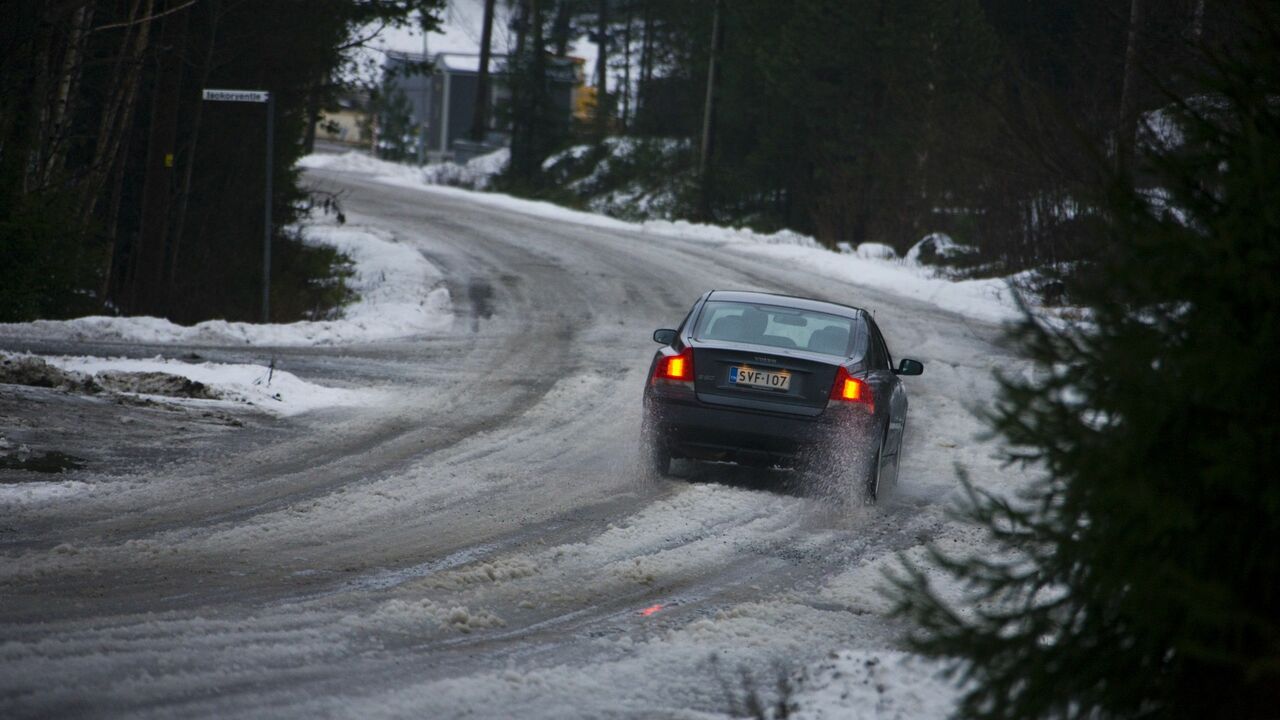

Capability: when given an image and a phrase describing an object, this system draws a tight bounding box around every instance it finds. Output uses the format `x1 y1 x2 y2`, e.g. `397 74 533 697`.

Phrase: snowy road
1 168 1025 718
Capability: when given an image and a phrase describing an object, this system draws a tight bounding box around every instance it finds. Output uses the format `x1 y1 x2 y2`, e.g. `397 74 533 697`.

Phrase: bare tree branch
91 0 197 33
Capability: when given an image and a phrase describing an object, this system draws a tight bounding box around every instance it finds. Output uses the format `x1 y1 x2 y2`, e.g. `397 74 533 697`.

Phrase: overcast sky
374 0 510 56
363 0 604 84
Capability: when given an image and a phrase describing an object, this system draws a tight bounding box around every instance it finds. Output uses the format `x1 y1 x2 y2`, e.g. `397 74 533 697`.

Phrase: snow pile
420 148 509 190
854 242 898 260
1 352 224 401
429 557 540 590
543 136 687 173
786 650 962 719
904 233 978 266
38 354 378 416
542 137 690 220
301 148 509 191
1138 95 1230 153
541 142 594 170
588 184 682 220
641 219 822 249
0 224 451 346
297 151 424 183
0 354 98 393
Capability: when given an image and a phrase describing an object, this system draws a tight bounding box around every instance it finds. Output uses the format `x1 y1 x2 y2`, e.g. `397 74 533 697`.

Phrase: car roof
704 290 866 320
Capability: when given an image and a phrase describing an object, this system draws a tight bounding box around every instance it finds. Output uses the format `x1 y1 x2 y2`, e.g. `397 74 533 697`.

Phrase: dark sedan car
641 290 923 501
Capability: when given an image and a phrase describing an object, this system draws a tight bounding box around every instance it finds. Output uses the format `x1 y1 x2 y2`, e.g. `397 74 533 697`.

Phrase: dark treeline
504 0 1244 275
3 1 1245 321
0 0 442 323
890 5 1280 716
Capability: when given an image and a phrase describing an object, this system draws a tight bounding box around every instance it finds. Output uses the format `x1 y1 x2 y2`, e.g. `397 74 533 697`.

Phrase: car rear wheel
648 439 672 477
863 430 887 503
640 413 672 477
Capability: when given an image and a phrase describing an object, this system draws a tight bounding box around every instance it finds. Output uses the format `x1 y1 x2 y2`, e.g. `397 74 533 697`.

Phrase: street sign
201 87 275 322
202 88 269 103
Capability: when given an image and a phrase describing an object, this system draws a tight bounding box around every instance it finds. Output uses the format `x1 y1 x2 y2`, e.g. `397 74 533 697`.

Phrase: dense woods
890 8 1280 716
0 0 442 323
496 2 1279 716
501 0 1243 277
2 1 1246 321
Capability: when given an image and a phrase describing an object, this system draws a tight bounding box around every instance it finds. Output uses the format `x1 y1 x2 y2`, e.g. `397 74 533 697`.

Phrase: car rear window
692 301 863 357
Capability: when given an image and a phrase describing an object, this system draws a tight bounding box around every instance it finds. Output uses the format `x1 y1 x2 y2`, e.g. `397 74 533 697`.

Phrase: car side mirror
652 328 677 345
894 358 924 376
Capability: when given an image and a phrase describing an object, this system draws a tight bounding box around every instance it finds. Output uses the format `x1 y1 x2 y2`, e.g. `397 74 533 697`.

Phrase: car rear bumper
645 391 874 467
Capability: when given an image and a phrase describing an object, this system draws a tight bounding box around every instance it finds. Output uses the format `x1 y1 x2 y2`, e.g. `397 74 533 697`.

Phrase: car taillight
653 346 694 383
829 366 873 411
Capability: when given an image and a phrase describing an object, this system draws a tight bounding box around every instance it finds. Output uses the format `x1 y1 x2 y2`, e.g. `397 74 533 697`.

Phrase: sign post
202 88 274 323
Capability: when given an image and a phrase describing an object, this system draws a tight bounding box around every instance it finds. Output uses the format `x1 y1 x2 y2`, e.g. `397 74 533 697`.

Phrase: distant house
316 90 371 146
381 50 580 163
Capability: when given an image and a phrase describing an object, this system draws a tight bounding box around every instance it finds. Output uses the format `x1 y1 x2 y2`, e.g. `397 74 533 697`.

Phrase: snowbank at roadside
420 148 509 190
299 151 428 184
31 353 379 416
413 185 1023 323
300 148 509 191
0 223 451 347
300 150 1023 324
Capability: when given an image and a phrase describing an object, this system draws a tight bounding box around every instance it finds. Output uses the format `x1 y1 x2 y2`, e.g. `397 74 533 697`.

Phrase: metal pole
697 0 722 220
263 92 274 323
441 67 452 159
420 33 429 164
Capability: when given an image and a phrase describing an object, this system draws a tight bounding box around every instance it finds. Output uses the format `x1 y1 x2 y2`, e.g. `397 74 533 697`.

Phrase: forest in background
0 0 443 323
491 9 1280 714
3 3 1277 717
494 0 1243 280
0 1 1250 315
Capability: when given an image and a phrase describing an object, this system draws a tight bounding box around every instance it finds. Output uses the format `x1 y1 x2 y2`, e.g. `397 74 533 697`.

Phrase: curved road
0 167 1023 718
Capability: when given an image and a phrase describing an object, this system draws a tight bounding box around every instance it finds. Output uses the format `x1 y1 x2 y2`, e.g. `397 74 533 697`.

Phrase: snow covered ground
299 149 1024 325
536 137 690 220
0 222 452 346
0 219 435 510
34 353 381 416
0 156 1035 719
299 149 511 192
0 349 385 510
786 650 963 719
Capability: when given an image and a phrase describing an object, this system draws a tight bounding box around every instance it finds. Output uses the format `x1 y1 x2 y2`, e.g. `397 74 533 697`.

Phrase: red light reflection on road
640 603 664 617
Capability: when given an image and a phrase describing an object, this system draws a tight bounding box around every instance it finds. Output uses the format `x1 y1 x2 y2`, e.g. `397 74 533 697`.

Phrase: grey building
382 50 579 163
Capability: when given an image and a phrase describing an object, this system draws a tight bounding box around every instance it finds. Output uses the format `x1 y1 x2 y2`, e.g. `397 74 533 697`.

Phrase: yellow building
316 92 370 146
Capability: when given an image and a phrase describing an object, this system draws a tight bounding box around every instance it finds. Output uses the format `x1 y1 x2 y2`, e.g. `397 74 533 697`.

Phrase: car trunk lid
691 342 840 417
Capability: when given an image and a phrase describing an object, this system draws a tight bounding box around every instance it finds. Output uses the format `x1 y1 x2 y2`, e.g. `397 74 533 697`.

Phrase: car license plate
729 366 791 391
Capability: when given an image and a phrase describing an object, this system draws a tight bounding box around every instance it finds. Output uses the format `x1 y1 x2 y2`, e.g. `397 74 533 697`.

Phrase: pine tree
507 0 552 182
713 0 999 246
888 9 1280 717
0 1 443 323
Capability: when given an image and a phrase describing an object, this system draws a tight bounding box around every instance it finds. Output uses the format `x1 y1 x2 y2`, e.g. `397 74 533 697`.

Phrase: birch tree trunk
83 0 155 226
470 0 497 142
43 3 95 187
93 0 156 303
594 0 609 135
